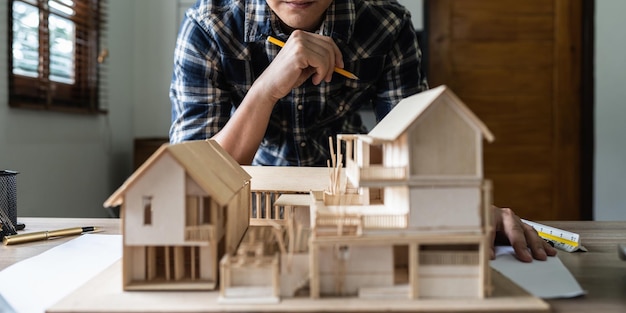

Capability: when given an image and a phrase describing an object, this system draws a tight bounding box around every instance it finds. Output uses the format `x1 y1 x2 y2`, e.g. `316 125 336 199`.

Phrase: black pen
2 226 99 245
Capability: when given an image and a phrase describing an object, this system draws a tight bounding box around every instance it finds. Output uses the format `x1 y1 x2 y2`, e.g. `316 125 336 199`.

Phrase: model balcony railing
362 214 408 229
315 212 408 235
250 191 285 220
315 213 363 236
185 224 216 242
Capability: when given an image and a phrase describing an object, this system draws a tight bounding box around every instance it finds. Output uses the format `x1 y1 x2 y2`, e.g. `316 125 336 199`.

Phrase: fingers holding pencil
267 32 358 82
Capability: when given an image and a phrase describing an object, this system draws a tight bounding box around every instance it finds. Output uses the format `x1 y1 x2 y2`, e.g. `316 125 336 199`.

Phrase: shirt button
281 120 288 127
300 141 307 147
297 105 303 111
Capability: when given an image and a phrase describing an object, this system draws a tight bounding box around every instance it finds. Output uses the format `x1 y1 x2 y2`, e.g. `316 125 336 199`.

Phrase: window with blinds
8 0 107 114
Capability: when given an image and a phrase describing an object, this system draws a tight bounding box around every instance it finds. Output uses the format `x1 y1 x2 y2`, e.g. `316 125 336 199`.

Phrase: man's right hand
259 30 345 102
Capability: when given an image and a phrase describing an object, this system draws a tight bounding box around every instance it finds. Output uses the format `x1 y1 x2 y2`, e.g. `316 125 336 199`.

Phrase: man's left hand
490 206 558 262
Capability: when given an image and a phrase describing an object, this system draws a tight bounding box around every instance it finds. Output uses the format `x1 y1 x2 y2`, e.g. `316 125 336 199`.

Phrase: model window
143 196 153 225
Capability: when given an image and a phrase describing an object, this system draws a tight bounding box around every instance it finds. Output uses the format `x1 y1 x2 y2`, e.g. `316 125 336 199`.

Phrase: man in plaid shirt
169 0 427 166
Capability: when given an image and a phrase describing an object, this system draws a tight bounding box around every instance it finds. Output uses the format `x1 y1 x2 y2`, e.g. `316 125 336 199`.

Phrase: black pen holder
0 170 19 238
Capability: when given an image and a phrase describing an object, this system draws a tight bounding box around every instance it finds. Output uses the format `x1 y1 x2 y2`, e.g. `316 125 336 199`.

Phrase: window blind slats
9 0 108 113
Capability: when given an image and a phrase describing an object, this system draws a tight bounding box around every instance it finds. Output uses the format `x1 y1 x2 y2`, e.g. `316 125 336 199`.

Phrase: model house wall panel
125 154 187 245
318 245 394 295
230 266 275 286
417 263 481 298
409 101 479 177
383 134 408 168
418 276 481 298
225 187 250 254
318 245 393 273
383 186 410 215
320 273 394 296
200 246 214 280
128 246 146 281
186 177 207 196
408 187 482 229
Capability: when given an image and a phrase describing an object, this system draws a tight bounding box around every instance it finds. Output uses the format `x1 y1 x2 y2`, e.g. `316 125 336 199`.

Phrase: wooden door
427 0 582 220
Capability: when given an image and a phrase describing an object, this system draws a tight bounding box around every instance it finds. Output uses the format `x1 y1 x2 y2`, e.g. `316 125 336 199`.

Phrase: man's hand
490 206 557 262
213 31 344 164
258 30 344 102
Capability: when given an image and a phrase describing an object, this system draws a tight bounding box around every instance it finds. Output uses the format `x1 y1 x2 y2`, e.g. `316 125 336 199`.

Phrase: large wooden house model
218 85 497 302
306 85 496 299
104 140 251 291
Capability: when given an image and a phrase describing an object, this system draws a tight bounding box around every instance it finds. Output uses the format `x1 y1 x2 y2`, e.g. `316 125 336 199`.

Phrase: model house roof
367 85 495 143
103 140 251 208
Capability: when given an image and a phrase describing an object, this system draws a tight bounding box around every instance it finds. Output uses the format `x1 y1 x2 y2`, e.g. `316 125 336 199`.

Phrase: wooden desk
1 218 121 271
541 221 626 313
2 218 625 312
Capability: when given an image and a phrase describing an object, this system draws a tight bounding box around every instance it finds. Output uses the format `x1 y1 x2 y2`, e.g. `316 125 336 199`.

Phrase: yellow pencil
266 36 359 80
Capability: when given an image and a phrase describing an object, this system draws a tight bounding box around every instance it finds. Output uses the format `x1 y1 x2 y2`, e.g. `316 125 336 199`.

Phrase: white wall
398 0 423 30
132 0 178 138
594 0 626 221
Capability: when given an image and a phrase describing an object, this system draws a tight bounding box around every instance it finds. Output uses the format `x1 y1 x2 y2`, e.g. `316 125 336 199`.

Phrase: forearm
212 81 277 165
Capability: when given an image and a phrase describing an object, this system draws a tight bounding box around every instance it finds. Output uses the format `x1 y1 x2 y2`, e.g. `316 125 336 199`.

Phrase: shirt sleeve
372 12 429 122
169 15 232 144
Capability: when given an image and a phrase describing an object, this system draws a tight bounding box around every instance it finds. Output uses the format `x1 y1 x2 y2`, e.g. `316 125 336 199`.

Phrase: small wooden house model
104 140 251 291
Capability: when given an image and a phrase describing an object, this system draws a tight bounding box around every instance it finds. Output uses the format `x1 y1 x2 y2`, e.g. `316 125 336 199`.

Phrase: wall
132 0 178 138
398 0 423 30
0 0 134 218
594 0 626 221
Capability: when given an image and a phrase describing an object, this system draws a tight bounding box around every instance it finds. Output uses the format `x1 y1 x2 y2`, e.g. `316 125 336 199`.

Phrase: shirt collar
244 0 355 44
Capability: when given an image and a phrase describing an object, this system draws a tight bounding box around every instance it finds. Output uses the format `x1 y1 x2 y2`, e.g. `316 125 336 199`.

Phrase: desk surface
1 218 121 271
2 218 625 313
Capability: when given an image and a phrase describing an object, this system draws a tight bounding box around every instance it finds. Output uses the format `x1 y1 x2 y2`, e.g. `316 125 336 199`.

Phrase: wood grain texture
427 0 582 220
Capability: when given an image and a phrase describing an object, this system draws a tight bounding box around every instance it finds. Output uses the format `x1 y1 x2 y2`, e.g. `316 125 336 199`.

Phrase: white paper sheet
0 234 122 313
490 246 586 299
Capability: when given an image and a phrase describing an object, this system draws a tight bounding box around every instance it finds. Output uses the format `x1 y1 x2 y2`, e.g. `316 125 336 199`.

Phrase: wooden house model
219 85 497 302
104 86 506 307
306 85 496 299
103 140 251 291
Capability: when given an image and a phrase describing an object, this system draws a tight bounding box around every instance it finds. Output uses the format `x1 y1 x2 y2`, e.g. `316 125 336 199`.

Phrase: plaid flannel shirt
169 0 428 166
